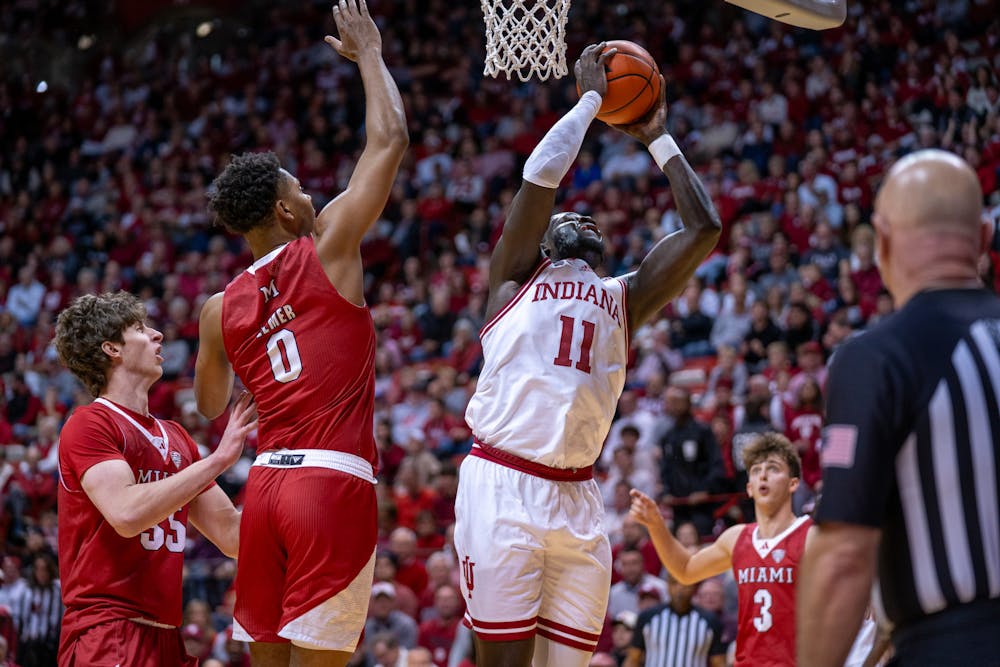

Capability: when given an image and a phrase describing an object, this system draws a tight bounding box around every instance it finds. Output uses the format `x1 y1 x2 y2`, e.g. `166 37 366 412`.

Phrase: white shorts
454 449 611 653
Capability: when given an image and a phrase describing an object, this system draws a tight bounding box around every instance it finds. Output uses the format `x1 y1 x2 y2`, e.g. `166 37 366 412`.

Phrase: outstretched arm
630 489 736 584
315 0 408 305
616 87 722 329
484 44 612 314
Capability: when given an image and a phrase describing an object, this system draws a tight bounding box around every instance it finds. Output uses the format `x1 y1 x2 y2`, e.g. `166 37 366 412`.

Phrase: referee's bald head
875 149 983 237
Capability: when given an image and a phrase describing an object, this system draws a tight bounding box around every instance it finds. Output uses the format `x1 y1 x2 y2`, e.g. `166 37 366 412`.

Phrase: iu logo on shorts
461 555 475 597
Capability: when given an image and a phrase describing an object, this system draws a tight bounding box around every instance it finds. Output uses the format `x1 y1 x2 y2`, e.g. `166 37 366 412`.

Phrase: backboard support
724 0 847 29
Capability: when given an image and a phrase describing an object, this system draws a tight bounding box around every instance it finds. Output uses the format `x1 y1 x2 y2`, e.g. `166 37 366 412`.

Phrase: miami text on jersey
736 566 795 584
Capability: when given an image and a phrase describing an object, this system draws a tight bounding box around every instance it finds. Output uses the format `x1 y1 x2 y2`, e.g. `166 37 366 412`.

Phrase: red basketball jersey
730 515 812 667
221 237 377 466
57 399 202 654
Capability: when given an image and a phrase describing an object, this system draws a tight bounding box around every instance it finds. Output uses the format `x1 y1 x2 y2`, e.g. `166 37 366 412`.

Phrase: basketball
578 40 661 125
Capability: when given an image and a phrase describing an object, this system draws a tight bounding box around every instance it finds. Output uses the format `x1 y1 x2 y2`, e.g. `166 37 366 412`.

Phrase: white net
481 0 572 81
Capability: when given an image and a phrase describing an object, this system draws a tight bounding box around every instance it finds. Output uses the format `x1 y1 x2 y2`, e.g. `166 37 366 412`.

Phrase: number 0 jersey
221 237 377 467
730 515 812 667
465 258 629 469
58 399 201 650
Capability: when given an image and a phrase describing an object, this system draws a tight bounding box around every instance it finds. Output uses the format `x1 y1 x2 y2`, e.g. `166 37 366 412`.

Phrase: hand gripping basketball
577 40 662 125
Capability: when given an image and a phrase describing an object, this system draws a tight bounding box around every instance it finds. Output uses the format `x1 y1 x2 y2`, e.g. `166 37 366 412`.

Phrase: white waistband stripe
252 449 376 484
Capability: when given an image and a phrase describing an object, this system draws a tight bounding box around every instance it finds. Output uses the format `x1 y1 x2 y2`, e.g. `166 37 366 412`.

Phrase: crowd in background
1 0 999 664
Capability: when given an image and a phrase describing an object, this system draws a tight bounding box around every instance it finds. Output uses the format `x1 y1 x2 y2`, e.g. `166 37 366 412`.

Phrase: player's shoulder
717 522 750 551
62 402 115 435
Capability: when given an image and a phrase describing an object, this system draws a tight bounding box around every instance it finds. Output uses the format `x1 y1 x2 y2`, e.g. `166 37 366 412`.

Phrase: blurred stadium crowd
0 0 999 664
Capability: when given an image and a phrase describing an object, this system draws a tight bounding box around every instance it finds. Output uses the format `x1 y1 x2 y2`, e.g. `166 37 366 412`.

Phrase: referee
798 149 1000 666
624 572 726 667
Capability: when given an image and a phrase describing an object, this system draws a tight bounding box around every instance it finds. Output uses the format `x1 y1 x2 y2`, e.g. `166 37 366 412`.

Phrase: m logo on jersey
772 549 785 564
259 279 280 303
461 555 475 597
170 450 182 468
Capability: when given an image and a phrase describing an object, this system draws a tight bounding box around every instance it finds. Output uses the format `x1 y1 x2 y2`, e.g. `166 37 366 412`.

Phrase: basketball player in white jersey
453 43 722 667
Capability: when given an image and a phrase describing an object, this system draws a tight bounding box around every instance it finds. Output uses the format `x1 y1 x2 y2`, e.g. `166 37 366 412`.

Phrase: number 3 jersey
730 515 812 667
466 258 630 469
58 399 201 642
221 236 377 466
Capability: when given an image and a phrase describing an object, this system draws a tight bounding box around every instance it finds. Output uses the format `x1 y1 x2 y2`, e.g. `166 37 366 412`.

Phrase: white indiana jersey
466 257 630 469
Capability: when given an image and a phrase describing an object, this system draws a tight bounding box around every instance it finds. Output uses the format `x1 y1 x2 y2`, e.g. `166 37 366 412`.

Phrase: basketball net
481 0 571 81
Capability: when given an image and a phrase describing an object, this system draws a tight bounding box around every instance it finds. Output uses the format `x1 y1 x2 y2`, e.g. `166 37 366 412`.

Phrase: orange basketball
579 40 661 125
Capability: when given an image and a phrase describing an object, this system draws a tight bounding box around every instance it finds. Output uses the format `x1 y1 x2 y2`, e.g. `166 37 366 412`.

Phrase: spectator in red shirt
389 527 429 597
610 516 661 584
418 584 462 666
413 510 445 561
373 553 420 621
11 446 56 521
393 458 439 530
784 377 824 510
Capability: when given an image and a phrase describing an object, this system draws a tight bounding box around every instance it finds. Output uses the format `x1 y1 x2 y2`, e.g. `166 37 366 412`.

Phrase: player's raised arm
485 44 613 305
612 86 721 330
629 489 735 585
314 0 408 304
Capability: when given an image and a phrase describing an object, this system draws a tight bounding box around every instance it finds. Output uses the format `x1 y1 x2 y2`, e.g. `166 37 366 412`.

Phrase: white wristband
648 134 681 168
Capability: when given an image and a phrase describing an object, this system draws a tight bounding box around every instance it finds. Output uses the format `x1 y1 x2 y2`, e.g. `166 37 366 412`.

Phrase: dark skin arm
614 85 722 329
314 0 408 306
484 43 613 321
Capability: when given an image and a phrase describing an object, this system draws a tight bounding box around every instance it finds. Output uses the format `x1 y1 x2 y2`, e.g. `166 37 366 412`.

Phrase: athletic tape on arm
648 134 682 169
522 91 602 189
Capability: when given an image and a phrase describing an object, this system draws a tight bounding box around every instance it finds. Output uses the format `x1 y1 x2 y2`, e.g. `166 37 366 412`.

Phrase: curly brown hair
741 432 802 479
207 151 282 233
55 292 146 397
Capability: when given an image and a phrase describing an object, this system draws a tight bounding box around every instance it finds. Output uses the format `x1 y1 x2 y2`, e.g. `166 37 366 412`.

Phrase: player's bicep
80 459 139 534
489 182 556 289
194 293 234 420
627 226 719 328
817 341 898 527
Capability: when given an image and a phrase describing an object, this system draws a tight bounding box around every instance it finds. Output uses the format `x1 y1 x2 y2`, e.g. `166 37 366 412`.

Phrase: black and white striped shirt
631 602 725 667
817 289 1000 629
10 580 62 643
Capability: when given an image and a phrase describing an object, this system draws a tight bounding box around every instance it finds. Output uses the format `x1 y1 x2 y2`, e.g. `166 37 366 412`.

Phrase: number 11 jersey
466 258 629 469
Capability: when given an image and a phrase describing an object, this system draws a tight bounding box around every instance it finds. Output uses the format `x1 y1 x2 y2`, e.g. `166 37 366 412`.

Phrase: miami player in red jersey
192 1 407 665
53 291 258 666
630 433 813 666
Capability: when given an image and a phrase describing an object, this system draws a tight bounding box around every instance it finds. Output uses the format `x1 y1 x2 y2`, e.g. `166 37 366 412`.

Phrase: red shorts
59 619 196 667
233 459 377 651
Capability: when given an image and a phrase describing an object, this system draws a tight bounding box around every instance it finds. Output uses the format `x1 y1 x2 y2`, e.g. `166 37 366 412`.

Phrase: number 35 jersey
731 515 812 667
466 258 630 469
222 236 377 466
58 399 200 637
